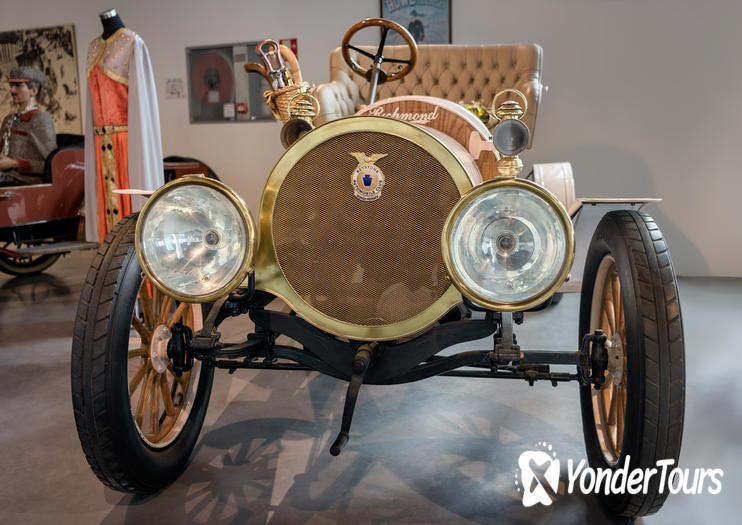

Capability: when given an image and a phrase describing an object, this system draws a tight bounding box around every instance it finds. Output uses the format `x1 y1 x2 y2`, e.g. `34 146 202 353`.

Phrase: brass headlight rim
254 115 477 341
135 175 257 304
441 177 575 312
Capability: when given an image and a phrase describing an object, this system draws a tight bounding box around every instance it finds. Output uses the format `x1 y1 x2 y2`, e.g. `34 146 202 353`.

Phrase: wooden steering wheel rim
341 18 418 83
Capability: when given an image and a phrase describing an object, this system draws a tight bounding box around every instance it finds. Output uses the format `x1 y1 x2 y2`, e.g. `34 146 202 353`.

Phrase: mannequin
84 8 163 242
100 9 125 39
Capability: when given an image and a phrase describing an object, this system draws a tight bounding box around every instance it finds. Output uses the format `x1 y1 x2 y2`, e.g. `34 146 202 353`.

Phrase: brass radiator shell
254 116 480 341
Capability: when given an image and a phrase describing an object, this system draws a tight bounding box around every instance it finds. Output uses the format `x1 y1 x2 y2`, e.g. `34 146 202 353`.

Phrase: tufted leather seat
314 44 544 146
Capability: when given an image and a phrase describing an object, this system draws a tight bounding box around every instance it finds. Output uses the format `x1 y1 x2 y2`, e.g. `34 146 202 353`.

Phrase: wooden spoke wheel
579 210 685 518
590 255 627 464
128 280 202 448
72 214 214 494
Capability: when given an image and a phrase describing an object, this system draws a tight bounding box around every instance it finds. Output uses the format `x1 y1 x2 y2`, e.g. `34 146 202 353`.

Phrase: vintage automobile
0 130 213 276
0 134 94 275
71 19 684 519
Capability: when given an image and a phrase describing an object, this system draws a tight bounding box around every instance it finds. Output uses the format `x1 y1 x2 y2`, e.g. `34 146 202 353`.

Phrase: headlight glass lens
138 183 250 300
447 184 569 307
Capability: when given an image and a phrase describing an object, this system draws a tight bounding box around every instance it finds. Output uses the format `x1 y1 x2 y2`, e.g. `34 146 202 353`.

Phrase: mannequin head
100 8 125 39
7 66 45 108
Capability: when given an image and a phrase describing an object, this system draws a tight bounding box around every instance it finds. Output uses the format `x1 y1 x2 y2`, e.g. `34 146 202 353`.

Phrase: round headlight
135 176 256 302
442 178 574 311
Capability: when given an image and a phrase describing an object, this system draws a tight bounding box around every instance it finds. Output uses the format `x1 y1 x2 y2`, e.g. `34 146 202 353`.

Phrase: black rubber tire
0 251 60 276
579 210 685 517
71 214 214 494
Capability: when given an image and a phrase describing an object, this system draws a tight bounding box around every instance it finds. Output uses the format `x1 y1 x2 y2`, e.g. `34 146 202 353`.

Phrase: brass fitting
491 89 530 178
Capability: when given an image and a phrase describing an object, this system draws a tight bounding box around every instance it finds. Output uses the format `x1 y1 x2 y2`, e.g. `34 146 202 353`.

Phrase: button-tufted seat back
314 44 543 146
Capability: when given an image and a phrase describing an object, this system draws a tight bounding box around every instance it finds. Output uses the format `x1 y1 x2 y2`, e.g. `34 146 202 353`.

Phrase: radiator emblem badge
350 152 387 201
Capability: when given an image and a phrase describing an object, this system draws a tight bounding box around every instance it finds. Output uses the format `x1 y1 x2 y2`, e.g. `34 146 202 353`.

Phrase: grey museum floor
0 249 739 525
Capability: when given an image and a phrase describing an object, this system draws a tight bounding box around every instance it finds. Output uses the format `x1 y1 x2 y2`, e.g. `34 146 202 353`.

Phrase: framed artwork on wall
187 42 274 123
380 0 452 44
186 38 297 123
0 24 82 134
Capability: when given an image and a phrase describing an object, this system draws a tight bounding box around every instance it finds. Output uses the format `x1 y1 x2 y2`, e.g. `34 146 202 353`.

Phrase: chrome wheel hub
606 335 624 386
150 324 172 374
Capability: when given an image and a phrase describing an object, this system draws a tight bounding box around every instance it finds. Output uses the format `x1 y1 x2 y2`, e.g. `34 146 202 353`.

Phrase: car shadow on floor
0 272 72 306
100 370 634 524
0 273 75 345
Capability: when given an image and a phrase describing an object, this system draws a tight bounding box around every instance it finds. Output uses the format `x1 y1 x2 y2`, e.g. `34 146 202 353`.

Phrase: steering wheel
341 18 418 103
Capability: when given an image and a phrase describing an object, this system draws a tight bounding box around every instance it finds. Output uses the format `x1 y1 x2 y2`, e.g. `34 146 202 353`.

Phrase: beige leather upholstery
314 44 543 146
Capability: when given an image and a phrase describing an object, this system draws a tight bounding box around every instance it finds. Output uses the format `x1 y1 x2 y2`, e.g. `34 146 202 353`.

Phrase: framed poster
380 0 452 44
0 24 82 134
187 41 286 123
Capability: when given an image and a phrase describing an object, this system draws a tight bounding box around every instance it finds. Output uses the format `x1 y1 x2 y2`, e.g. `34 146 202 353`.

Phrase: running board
15 241 98 256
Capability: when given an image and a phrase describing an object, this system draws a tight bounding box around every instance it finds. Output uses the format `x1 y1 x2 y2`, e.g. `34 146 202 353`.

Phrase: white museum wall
2 0 740 277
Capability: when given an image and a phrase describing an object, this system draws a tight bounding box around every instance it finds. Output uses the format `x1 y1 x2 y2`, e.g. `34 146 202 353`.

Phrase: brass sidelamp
490 89 531 177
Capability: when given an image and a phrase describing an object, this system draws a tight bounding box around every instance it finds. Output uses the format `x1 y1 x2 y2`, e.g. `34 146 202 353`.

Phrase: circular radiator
256 117 479 340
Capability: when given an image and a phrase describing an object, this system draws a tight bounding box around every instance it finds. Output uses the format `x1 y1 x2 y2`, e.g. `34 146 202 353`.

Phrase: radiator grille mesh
272 131 461 326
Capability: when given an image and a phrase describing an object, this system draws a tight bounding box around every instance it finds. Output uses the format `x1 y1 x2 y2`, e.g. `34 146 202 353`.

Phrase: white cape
84 33 163 242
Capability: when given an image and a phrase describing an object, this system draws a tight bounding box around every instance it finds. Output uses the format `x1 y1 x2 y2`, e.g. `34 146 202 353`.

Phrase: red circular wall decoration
191 51 234 104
